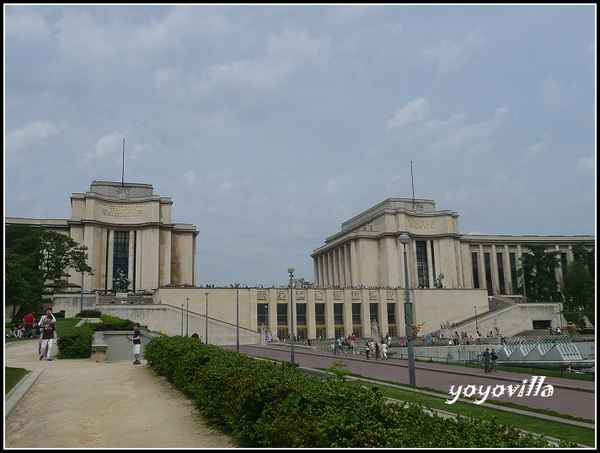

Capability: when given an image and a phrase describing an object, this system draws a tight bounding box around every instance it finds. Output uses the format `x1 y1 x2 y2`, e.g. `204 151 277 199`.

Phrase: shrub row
56 315 136 359
144 336 570 448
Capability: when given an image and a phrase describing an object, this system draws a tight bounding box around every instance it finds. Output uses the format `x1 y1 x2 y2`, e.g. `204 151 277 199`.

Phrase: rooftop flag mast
121 139 125 186
410 160 415 211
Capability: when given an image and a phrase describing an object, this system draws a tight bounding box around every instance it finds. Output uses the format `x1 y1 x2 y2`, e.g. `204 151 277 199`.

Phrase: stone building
6 181 198 293
311 198 594 295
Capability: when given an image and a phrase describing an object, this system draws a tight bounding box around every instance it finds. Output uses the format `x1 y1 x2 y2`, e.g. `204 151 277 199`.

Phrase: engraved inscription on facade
102 203 144 219
407 218 437 230
351 290 360 300
333 290 342 300
315 290 323 300
277 291 286 300
386 290 395 300
258 291 267 300
296 291 306 300
369 291 378 300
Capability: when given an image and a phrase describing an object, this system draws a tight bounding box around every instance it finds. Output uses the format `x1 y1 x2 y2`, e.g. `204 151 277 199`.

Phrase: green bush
77 309 102 318
144 336 575 448
57 323 94 359
56 315 137 359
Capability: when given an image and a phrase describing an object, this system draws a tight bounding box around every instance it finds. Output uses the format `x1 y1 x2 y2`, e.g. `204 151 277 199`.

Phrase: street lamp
399 233 416 386
235 283 240 352
186 297 190 337
288 267 295 364
205 291 209 344
79 245 88 314
181 304 184 336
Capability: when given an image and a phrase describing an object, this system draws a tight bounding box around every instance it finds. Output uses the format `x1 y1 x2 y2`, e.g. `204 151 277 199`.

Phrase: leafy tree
519 245 561 302
5 225 94 318
561 254 595 310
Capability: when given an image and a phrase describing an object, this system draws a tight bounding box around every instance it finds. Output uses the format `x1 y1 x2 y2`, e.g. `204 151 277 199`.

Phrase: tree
519 245 561 302
561 260 594 310
5 225 94 318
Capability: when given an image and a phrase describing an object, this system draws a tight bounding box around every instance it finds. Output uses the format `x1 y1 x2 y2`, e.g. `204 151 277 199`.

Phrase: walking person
38 308 57 359
491 348 498 372
128 322 143 365
23 312 35 338
482 348 491 373
39 313 56 361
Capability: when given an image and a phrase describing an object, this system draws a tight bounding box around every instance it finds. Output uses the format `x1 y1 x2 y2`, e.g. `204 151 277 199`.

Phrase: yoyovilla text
445 376 554 405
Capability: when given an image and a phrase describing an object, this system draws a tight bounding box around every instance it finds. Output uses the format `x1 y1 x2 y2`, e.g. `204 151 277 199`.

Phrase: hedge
144 336 575 448
56 315 137 359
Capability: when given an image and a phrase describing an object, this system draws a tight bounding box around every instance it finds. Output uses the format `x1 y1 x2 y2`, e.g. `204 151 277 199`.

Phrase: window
510 252 518 294
416 241 429 287
497 252 506 294
484 252 493 293
352 303 361 325
257 304 268 329
113 231 129 288
471 252 480 288
333 303 343 325
296 303 306 326
315 303 325 327
277 304 287 326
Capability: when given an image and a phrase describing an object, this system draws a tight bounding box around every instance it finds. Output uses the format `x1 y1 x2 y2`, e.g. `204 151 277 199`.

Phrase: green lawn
349 379 595 447
5 367 30 394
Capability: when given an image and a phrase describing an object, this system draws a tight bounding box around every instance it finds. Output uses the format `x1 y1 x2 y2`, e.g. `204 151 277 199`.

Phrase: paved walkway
4 340 235 448
223 343 596 422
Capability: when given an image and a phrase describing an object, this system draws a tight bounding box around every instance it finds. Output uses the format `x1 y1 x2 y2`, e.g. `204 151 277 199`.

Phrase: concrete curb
5 368 43 417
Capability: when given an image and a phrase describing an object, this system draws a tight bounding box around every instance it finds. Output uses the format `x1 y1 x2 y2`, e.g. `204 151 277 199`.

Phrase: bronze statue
114 268 130 293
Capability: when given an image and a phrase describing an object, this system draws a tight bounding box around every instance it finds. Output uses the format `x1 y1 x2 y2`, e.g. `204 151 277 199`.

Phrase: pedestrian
23 312 35 338
365 341 370 360
38 308 57 358
128 322 142 365
491 348 498 372
381 340 388 360
374 340 380 360
39 313 56 361
482 348 491 373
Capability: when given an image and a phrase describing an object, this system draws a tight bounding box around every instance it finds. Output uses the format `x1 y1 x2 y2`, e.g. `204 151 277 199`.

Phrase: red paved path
222 343 595 421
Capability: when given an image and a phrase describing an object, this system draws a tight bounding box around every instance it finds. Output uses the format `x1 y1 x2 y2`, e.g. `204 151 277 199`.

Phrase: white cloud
5 8 52 44
387 98 430 129
6 121 61 153
423 28 486 77
576 156 595 176
523 133 551 162
538 77 568 107
85 132 125 161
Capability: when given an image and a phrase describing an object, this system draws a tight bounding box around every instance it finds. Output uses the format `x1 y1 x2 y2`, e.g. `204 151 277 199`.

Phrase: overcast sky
4 4 596 287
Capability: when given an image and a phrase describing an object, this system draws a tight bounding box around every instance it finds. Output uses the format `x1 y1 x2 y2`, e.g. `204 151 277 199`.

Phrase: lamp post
235 283 240 352
181 304 184 336
79 245 88 314
399 233 416 386
186 297 190 337
288 267 295 364
205 291 209 344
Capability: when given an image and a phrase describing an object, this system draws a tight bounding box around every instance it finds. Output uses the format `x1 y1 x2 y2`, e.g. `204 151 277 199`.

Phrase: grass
5 317 83 341
5 367 30 394
347 378 595 447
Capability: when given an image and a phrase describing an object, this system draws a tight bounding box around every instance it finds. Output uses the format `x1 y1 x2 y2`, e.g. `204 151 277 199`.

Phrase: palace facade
6 181 198 293
311 198 594 296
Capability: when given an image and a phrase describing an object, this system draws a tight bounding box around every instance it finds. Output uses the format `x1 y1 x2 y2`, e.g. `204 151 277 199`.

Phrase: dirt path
4 341 235 448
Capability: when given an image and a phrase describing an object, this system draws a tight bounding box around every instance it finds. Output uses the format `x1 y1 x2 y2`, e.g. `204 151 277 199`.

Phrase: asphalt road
222 343 596 422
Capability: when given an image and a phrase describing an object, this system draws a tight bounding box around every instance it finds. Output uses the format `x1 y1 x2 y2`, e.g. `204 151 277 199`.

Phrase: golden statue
412 322 425 336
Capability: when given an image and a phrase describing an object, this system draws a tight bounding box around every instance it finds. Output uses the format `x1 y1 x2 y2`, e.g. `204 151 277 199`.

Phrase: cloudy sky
4 4 596 287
